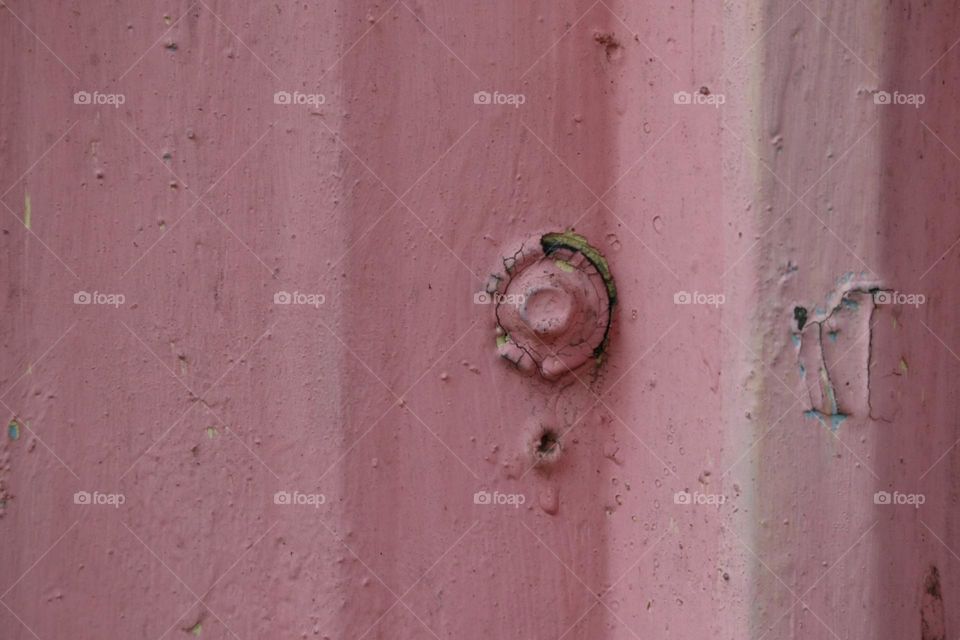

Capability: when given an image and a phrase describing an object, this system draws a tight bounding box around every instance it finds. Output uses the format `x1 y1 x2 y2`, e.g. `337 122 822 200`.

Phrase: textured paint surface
1 2 959 639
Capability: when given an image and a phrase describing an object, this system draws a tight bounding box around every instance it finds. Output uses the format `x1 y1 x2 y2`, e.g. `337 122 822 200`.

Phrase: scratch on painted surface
23 193 31 229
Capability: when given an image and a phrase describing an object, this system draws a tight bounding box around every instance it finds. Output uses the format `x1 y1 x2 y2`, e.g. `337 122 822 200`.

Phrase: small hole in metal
535 428 561 465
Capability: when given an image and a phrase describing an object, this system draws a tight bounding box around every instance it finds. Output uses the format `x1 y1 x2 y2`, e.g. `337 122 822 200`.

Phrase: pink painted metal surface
2 1 959 639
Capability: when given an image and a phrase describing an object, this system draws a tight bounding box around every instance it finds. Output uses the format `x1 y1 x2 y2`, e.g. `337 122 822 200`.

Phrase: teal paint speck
841 298 859 310
803 410 847 433
8 421 20 440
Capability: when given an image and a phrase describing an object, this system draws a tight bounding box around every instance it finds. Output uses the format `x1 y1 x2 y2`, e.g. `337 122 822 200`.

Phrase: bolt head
488 234 613 380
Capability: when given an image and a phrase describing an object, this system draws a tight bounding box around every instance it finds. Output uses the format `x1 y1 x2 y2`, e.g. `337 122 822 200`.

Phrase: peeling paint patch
793 276 882 428
8 419 21 440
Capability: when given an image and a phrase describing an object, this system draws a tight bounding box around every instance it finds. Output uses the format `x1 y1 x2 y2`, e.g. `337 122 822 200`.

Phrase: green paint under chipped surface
540 231 617 360
540 231 618 306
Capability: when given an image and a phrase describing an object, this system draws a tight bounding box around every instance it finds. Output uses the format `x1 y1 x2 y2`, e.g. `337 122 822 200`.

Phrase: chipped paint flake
794 277 883 429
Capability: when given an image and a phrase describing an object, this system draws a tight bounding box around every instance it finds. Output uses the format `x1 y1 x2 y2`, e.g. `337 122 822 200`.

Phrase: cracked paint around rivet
484 232 616 380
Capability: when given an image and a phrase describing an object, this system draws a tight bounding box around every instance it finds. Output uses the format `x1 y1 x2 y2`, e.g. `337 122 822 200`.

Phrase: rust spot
921 565 945 640
593 31 622 61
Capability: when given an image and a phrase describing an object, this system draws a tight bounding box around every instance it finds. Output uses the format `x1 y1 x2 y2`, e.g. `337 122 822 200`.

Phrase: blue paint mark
841 297 859 310
8 421 20 440
827 330 839 343
803 409 847 433
791 333 802 347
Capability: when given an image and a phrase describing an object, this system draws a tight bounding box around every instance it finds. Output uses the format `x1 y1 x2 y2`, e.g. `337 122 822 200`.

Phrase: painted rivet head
519 284 577 338
486 232 616 380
